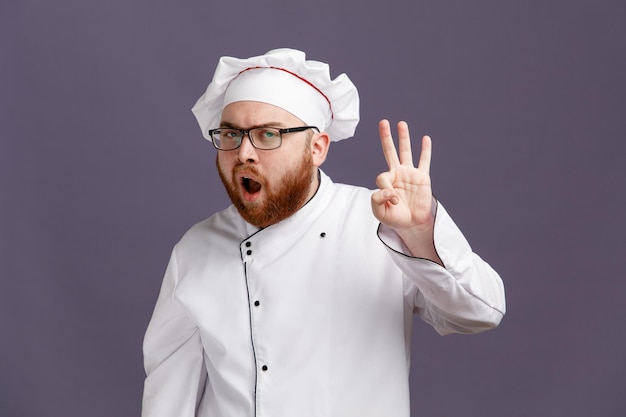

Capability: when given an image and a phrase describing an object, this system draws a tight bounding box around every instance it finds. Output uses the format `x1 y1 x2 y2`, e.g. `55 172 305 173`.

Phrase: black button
254 300 260 307
245 241 251 247
246 250 252 255
320 232 326 238
261 365 268 371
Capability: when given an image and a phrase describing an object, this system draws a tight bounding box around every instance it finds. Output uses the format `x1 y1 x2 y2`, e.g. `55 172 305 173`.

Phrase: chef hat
191 48 360 142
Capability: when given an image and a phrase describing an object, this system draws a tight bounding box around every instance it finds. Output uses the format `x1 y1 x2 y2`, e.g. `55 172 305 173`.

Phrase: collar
241 169 335 250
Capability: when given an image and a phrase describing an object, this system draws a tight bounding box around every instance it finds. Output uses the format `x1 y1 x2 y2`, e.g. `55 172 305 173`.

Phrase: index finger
379 119 400 169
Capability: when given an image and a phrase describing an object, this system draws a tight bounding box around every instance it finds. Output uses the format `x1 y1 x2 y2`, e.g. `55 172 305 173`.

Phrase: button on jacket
142 171 505 417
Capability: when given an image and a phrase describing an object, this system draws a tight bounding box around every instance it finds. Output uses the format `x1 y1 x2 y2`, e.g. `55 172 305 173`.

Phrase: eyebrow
219 121 288 129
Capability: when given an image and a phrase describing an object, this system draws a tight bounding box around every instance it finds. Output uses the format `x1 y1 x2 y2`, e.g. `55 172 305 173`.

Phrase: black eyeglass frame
207 126 319 150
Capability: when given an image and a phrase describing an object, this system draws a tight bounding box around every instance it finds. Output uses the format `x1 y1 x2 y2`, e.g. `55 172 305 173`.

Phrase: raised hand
371 120 442 263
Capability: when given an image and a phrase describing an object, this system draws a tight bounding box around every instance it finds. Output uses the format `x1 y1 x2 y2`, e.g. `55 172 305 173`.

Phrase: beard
217 149 316 229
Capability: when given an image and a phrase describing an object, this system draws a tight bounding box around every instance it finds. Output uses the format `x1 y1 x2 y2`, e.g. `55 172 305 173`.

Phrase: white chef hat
191 48 360 142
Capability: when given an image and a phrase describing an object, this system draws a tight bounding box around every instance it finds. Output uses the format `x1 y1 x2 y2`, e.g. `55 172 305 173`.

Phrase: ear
310 131 330 167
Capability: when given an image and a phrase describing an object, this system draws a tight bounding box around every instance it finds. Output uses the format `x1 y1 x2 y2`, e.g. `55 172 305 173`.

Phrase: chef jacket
142 170 505 417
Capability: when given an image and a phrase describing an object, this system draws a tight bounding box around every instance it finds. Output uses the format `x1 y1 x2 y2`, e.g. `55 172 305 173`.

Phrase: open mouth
242 176 262 195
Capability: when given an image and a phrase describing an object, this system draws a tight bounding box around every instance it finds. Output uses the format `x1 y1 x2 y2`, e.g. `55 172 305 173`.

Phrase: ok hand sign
371 120 441 263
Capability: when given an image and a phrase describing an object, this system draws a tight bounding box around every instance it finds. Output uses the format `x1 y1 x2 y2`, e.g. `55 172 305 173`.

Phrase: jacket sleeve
378 201 506 335
142 247 207 417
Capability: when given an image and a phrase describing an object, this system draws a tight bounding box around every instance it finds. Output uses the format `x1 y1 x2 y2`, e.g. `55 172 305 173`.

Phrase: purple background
2 1 625 416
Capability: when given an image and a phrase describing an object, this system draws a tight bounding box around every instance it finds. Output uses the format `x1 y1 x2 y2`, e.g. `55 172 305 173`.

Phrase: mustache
232 163 266 185
233 163 260 175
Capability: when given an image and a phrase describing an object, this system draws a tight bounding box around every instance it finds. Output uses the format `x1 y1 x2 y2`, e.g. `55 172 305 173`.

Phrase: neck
304 169 321 204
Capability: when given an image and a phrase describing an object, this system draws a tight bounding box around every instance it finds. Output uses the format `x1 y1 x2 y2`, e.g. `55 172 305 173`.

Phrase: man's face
216 101 324 228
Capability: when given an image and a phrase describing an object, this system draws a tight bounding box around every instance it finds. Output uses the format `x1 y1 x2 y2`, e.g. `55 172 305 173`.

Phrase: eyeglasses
208 126 319 150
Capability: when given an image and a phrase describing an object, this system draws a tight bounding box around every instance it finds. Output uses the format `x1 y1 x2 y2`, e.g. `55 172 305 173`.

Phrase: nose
236 134 259 163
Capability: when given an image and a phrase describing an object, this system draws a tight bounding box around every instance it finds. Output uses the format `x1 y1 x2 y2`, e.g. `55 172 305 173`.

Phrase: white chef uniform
142 170 505 417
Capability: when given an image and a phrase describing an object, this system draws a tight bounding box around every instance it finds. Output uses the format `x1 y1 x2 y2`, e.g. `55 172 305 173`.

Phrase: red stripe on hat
237 66 334 121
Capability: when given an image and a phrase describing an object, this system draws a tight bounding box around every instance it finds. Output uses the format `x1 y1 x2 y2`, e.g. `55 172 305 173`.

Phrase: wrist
394 196 442 265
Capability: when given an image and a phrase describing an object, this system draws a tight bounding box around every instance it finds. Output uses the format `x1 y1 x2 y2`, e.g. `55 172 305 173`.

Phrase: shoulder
332 181 373 199
176 205 243 251
328 180 375 213
321 170 373 203
322 177 379 231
